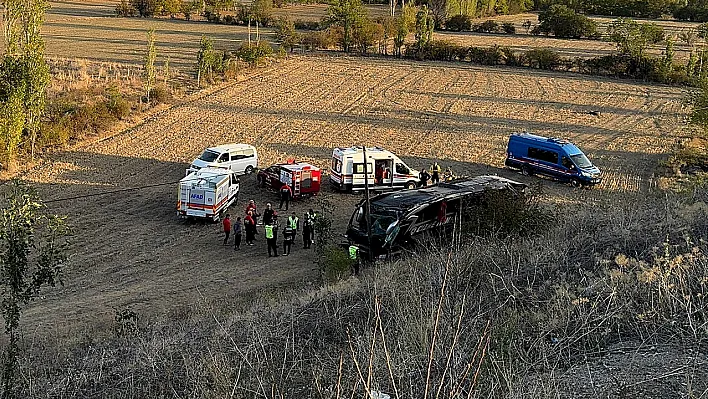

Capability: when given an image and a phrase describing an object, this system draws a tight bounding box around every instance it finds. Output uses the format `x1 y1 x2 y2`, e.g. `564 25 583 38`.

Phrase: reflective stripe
288 216 299 229
265 225 274 239
349 245 358 259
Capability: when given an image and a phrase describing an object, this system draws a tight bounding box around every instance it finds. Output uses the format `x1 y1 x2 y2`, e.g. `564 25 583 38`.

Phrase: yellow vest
349 245 358 260
288 216 299 230
265 225 274 239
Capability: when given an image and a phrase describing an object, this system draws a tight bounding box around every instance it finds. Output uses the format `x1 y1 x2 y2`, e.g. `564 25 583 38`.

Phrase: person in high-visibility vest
265 219 279 257
349 244 360 275
430 162 442 185
287 212 299 236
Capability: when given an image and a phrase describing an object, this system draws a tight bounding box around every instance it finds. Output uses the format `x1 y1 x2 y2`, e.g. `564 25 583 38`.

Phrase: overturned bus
346 175 527 258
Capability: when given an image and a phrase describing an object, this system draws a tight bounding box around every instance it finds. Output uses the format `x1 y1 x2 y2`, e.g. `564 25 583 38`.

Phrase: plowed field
20 54 688 334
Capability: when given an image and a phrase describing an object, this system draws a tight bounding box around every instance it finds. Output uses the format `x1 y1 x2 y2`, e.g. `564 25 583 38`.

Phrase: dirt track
21 55 688 335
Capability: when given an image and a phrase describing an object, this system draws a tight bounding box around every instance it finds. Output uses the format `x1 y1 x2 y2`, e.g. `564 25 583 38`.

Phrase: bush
475 20 499 33
148 85 172 104
115 0 137 16
674 3 708 22
445 14 472 31
416 40 465 61
235 41 274 65
468 45 505 65
105 86 131 119
502 22 516 34
294 19 321 30
501 46 525 66
535 4 598 39
320 245 354 282
525 48 564 70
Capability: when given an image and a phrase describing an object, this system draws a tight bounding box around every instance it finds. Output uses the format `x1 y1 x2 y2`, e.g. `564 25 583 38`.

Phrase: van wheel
405 181 417 190
245 166 254 175
570 178 582 188
521 165 533 176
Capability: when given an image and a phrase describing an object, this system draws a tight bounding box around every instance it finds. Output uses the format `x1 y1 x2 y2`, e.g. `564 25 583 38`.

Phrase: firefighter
349 244 360 275
263 203 275 225
222 214 231 245
302 210 313 249
279 183 293 210
431 162 442 185
265 216 279 257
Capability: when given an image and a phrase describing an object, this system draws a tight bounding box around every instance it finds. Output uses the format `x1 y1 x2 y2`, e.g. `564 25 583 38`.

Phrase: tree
129 0 159 17
607 18 665 59
197 35 217 86
0 179 69 397
249 0 273 26
274 17 300 52
393 5 416 56
324 0 368 53
690 81 708 133
534 4 598 39
162 0 182 17
143 28 157 105
415 6 434 50
0 0 50 163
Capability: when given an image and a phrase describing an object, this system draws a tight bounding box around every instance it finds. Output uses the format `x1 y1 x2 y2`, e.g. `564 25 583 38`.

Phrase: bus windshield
354 207 398 237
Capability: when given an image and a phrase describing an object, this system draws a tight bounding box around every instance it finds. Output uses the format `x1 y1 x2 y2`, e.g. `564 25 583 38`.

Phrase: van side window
561 156 575 169
395 163 409 175
217 153 229 163
231 153 246 161
354 163 369 174
528 147 558 164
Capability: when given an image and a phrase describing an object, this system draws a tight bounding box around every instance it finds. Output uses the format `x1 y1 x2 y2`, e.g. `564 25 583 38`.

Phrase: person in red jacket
246 199 259 225
222 214 231 245
244 211 256 246
279 183 293 210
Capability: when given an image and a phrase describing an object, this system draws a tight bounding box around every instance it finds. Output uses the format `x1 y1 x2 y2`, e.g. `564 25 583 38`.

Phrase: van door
216 152 229 167
561 156 578 179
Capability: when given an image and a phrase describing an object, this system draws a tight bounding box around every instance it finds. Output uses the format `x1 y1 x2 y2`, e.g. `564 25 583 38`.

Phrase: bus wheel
521 165 533 176
406 181 417 190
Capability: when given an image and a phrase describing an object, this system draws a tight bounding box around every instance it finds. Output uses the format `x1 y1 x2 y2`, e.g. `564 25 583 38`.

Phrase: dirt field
16 51 689 336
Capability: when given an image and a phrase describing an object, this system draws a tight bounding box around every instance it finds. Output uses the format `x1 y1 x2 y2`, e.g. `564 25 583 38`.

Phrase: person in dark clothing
263 203 275 225
279 183 293 210
244 211 256 246
222 214 231 245
419 169 431 187
302 210 312 249
308 209 317 245
283 224 294 255
233 217 242 250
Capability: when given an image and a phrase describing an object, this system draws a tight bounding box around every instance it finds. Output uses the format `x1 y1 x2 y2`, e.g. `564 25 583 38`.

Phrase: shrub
148 85 172 104
476 20 499 33
274 17 301 51
674 2 708 22
501 46 525 66
115 0 137 16
446 14 472 31
417 40 464 61
320 245 354 282
235 41 274 65
525 48 563 70
502 22 516 34
294 19 321 30
105 86 131 120
468 45 505 65
535 4 598 39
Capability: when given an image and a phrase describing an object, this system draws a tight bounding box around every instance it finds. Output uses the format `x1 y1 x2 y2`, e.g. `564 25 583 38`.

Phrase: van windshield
570 154 592 168
199 150 220 163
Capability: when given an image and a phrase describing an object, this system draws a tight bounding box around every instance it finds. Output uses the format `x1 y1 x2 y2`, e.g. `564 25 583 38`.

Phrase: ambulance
330 147 420 192
177 167 240 221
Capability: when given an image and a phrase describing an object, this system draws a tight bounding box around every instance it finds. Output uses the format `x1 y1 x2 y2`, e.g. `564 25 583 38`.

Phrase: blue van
505 133 601 187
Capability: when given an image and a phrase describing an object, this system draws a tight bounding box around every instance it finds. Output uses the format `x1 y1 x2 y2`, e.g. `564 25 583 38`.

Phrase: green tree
534 4 597 39
143 28 157 105
0 179 69 397
607 18 665 59
415 6 434 50
393 5 416 56
274 17 300 52
249 0 273 25
197 35 216 86
161 0 182 17
324 0 368 53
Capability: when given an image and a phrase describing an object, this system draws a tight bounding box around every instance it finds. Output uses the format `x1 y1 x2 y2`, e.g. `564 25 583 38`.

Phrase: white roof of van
334 146 394 156
181 167 232 183
208 143 256 152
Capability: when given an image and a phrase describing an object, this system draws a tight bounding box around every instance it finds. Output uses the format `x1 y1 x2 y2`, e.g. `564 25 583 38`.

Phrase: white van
177 167 240 221
189 144 258 175
330 146 420 191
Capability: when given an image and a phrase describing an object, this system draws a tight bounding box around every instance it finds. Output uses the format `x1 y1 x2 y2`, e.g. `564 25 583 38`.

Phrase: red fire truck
257 160 321 198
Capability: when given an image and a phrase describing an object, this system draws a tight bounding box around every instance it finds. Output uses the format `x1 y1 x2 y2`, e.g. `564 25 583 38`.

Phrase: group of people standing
221 200 317 257
419 162 455 187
